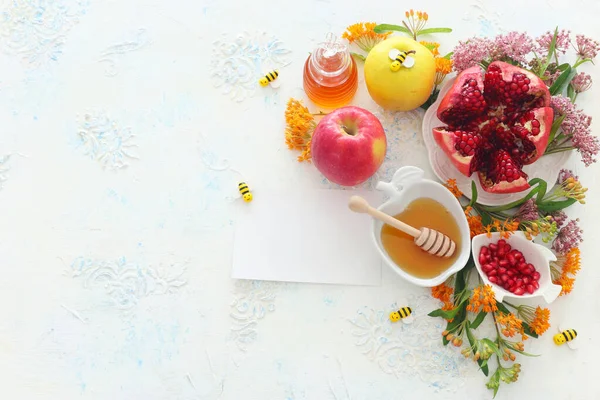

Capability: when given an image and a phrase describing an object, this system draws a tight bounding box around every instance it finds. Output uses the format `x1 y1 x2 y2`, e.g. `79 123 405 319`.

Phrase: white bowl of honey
372 166 471 287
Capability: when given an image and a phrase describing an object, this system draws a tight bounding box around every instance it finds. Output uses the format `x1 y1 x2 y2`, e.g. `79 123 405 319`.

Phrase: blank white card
232 188 384 286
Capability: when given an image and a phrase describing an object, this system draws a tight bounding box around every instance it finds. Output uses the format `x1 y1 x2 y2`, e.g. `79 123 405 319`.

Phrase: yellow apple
364 36 436 111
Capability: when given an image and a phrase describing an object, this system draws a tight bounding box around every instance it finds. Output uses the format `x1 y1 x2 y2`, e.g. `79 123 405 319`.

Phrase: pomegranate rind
434 61 553 194
432 127 473 177
437 66 485 125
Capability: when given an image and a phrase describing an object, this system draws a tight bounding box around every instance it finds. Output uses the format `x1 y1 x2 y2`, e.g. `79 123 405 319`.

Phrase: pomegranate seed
498 240 506 247
514 251 523 260
488 276 499 284
507 269 515 277
514 287 525 296
489 243 498 252
507 254 516 266
499 259 509 268
479 254 487 264
533 271 540 280
533 281 539 289
488 269 498 276
526 284 534 294
507 279 515 287
516 278 523 287
501 274 509 282
498 267 507 274
523 277 530 284
504 244 511 252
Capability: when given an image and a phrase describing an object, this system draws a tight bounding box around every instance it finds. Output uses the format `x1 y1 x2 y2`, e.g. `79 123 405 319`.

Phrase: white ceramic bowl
472 232 562 303
371 166 471 287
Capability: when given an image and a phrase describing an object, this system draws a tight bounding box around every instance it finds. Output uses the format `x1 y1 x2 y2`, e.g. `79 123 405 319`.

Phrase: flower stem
544 146 575 154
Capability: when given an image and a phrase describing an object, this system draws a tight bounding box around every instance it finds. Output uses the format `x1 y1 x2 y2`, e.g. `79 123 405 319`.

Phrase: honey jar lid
307 33 353 85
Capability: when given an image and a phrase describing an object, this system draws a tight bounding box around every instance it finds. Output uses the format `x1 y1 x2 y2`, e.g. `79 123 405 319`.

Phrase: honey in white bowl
381 197 461 279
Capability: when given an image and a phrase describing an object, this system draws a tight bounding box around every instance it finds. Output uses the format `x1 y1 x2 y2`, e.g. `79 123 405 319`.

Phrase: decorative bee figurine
389 306 413 324
554 326 578 349
389 49 416 71
259 70 279 87
238 182 253 203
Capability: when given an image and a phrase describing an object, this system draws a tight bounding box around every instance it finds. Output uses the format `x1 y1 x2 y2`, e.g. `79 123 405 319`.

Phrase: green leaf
428 306 462 320
527 178 547 203
548 114 566 143
470 311 487 330
350 52 366 61
482 338 502 357
468 181 478 207
557 63 571 71
497 302 510 314
511 347 540 357
550 66 577 96
373 24 410 34
567 84 576 101
417 27 453 35
443 52 454 59
546 27 559 65
538 198 578 212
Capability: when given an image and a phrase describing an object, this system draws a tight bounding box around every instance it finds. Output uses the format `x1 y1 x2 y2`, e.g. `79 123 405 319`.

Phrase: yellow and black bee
390 50 416 72
389 306 412 322
259 70 279 87
238 182 253 203
554 329 577 346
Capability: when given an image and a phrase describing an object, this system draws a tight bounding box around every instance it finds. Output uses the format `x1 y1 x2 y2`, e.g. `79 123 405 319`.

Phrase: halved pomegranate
433 61 554 193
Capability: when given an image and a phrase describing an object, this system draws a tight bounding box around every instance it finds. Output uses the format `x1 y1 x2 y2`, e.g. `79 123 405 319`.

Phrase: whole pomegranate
433 61 554 193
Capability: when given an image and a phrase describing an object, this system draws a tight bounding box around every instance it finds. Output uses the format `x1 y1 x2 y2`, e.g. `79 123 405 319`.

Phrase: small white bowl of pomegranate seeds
472 232 562 303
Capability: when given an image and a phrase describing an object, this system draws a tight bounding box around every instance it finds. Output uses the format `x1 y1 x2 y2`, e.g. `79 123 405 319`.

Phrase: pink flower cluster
575 34 600 60
550 211 568 228
452 32 534 72
552 219 583 255
550 96 599 166
557 169 578 184
571 72 592 93
516 199 539 222
536 29 571 55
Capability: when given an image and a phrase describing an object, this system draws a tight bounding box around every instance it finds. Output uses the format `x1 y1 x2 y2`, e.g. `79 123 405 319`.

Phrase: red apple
311 106 387 186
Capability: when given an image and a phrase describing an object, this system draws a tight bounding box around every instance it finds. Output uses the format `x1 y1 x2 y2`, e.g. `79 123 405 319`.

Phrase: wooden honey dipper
348 196 456 258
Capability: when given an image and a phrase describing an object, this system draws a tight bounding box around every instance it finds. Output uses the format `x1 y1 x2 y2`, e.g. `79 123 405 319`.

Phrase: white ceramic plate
422 78 572 206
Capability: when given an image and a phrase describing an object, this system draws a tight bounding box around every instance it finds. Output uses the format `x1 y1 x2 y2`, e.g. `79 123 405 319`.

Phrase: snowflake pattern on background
319 108 426 190
77 111 139 170
210 32 291 102
0 155 11 189
349 294 469 392
0 0 88 66
229 280 280 351
70 257 188 310
98 28 152 76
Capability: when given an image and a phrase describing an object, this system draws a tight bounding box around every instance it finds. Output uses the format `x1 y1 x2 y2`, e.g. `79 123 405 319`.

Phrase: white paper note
232 188 384 286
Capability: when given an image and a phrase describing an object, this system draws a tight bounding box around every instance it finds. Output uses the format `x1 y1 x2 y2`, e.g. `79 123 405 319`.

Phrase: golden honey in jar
381 198 461 279
303 34 358 109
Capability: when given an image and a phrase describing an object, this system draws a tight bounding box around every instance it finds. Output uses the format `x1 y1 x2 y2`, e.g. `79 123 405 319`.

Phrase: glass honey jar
303 33 358 109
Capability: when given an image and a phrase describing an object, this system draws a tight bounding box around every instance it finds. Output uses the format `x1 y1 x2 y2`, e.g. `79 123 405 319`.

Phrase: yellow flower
420 41 440 56
284 98 316 162
444 178 463 198
467 284 498 313
495 312 525 339
342 22 392 53
404 10 429 38
434 57 453 85
529 307 551 336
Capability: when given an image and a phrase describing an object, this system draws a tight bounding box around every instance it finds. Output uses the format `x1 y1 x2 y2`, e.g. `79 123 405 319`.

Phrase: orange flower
444 179 463 198
342 22 392 53
432 282 454 311
284 98 316 162
420 41 440 56
561 248 581 275
464 206 486 238
529 307 551 335
555 273 575 296
466 284 498 313
434 57 453 85
496 312 525 339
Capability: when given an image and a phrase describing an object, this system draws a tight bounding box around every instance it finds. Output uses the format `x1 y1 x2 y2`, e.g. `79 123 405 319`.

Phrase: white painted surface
0 0 598 399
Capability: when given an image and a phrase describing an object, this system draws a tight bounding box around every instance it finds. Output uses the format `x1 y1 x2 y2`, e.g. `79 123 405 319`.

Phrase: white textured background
1 0 599 399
